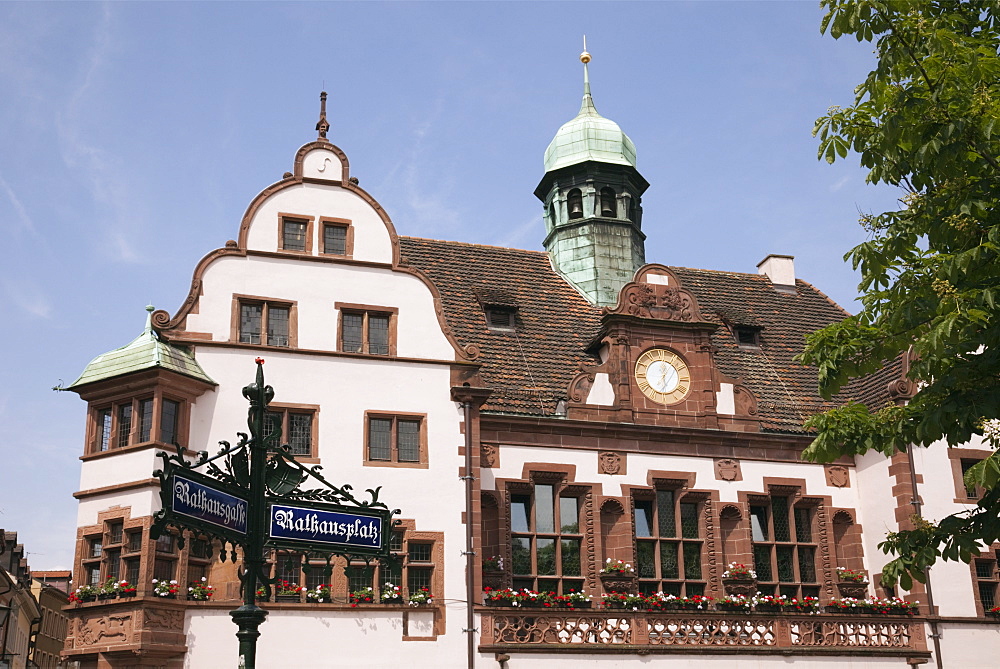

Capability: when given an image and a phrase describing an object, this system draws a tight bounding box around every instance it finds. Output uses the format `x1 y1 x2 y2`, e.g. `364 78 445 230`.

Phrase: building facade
60 57 997 668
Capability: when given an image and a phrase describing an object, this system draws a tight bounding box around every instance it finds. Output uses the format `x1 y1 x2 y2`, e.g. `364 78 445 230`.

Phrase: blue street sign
269 503 383 550
171 474 249 536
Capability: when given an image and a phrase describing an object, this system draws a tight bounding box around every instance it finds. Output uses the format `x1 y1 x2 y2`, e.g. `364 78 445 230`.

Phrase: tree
799 0 1000 589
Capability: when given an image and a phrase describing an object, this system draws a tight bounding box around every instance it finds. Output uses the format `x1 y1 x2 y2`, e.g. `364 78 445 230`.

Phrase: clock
634 348 691 405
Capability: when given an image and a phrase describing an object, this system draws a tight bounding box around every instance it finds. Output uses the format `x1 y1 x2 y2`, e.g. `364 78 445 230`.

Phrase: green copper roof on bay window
542 50 637 173
67 306 215 389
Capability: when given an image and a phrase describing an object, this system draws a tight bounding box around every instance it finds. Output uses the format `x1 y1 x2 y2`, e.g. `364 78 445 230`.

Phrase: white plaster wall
244 181 392 265
933 622 1000 668
185 608 467 669
184 255 455 360
853 451 899 582
492 446 860 511
585 373 615 406
79 449 164 491
474 653 913 668
77 490 158 527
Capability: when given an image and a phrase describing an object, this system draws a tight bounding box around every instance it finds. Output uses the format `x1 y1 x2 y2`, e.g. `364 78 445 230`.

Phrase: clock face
635 348 691 405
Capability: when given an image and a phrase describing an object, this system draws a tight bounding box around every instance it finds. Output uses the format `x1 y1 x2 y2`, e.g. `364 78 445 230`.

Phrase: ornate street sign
150 358 401 669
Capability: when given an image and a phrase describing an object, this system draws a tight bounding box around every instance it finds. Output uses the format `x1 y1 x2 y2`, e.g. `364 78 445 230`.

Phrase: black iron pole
230 359 270 669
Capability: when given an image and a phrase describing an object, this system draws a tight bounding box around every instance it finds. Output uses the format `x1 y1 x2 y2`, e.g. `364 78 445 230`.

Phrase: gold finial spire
578 36 596 115
316 91 330 141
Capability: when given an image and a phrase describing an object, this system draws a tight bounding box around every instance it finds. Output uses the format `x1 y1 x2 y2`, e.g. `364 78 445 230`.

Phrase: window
238 299 293 347
280 216 311 253
948 449 990 502
567 188 584 219
127 530 143 553
108 522 123 545
156 533 176 554
321 219 353 256
973 549 1000 615
510 482 585 594
364 413 426 466
337 304 397 356
633 490 705 597
734 326 760 348
750 496 819 599
600 187 617 217
485 308 516 331
262 404 318 458
89 538 103 559
89 396 184 453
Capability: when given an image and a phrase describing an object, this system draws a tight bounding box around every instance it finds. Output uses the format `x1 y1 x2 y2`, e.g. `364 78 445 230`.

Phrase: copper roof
401 237 893 433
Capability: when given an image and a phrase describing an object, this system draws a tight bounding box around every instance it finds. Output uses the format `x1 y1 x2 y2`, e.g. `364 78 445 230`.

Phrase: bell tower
534 41 649 307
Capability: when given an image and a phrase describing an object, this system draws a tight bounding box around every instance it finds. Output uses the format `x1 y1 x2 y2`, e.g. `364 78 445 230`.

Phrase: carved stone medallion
480 443 498 468
599 451 625 476
825 465 850 488
714 458 742 482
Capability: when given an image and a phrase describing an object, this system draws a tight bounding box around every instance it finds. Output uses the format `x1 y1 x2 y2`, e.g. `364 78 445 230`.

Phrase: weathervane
316 91 330 140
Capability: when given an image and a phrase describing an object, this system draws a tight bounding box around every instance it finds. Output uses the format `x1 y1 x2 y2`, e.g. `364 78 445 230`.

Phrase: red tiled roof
399 237 893 432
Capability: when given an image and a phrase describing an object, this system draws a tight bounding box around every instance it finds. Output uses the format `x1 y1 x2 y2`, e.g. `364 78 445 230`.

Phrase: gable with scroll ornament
606 265 705 322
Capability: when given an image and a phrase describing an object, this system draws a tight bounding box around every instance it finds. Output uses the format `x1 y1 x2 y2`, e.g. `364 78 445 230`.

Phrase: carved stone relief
599 451 625 476
144 608 185 632
714 458 742 482
825 465 850 488
76 613 133 647
481 443 498 468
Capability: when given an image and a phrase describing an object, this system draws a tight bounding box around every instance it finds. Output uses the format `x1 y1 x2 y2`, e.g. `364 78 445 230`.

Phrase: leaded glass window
116 404 132 448
323 224 347 255
282 219 307 251
267 306 289 347
340 309 393 355
138 398 154 442
160 399 180 446
634 490 705 596
239 300 292 348
97 408 112 452
750 495 819 598
509 483 585 594
365 415 424 464
240 304 263 344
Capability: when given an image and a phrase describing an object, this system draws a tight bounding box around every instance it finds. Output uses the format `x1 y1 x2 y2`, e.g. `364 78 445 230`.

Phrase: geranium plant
306 584 331 603
408 587 433 606
988 605 1000 619
188 577 214 601
717 594 752 611
275 580 302 596
721 563 757 580
350 586 376 607
601 592 646 610
152 579 180 597
647 593 712 611
381 582 403 603
827 597 919 615
836 567 868 583
752 594 818 613
68 584 98 603
117 580 137 596
98 578 119 597
483 587 520 605
601 558 635 575
483 556 504 571
552 590 591 608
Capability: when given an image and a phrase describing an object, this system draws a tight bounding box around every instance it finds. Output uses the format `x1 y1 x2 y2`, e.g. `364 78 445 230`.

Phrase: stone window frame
231 294 299 349
278 212 314 254
501 466 592 596
738 479 828 600
947 447 990 503
362 411 428 469
320 217 354 257
335 302 398 356
264 402 320 463
970 544 1000 617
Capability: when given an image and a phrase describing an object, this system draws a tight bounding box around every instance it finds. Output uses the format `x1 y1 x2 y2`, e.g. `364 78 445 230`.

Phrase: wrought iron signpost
152 359 399 668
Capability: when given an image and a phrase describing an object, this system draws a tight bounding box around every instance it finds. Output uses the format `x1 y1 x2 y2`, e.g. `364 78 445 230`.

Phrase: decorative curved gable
605 264 706 323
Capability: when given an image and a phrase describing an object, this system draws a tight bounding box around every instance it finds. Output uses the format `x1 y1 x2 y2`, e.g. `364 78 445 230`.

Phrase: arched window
567 189 584 219
548 202 556 226
600 187 617 217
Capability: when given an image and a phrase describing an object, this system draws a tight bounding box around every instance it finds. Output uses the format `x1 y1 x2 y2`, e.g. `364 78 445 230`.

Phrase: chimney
756 254 796 290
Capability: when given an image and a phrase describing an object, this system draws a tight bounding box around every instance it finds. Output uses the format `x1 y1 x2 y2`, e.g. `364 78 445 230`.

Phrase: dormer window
734 326 760 349
486 308 516 331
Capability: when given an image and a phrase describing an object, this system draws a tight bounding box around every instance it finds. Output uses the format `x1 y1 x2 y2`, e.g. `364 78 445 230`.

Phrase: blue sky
0 1 901 569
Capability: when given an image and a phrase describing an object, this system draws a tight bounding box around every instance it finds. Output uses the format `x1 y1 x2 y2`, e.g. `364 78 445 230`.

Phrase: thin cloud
830 175 850 192
0 173 36 234
493 213 540 250
1 277 52 318
55 2 141 264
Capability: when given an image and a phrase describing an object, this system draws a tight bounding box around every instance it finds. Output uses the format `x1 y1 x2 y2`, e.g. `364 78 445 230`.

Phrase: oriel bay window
750 495 819 598
89 394 187 453
509 481 585 594
633 490 706 596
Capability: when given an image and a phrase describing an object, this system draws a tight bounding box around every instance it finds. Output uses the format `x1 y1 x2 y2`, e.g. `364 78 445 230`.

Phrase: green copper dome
543 60 636 173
